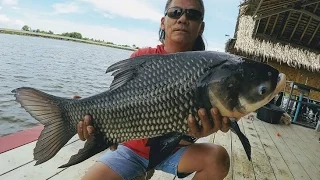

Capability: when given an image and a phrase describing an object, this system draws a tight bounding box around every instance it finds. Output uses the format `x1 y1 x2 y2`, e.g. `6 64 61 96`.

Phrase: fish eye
259 86 267 95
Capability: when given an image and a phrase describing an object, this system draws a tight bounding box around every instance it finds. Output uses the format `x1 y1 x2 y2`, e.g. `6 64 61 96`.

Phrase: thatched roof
227 0 320 72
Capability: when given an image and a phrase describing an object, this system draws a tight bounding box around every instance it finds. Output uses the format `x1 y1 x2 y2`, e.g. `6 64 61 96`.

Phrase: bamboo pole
271 14 279 36
280 11 291 36
300 3 318 41
289 12 303 40
308 22 320 45
263 16 271 34
253 0 264 17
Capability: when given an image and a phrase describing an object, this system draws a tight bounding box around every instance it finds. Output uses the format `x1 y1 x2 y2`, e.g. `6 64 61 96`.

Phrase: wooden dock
0 112 319 180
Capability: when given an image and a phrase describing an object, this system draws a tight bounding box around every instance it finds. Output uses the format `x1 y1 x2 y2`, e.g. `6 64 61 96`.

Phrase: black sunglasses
165 7 203 21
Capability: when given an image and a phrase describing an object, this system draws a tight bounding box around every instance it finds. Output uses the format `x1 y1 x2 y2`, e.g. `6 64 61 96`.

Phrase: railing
281 81 320 129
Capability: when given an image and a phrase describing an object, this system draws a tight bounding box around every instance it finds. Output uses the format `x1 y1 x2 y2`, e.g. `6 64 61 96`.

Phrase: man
77 0 231 179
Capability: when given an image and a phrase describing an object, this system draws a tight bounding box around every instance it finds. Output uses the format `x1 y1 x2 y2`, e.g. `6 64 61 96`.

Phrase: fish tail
11 87 76 166
230 119 252 161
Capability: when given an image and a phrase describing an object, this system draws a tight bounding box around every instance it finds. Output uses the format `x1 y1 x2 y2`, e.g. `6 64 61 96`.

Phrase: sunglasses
165 7 203 21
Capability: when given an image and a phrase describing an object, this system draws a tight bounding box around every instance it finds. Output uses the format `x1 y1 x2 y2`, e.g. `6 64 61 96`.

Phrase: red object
122 44 167 159
276 132 280 136
129 44 166 58
0 125 43 154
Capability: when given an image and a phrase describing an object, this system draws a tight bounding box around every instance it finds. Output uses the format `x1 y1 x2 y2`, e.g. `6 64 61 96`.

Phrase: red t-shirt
121 44 167 159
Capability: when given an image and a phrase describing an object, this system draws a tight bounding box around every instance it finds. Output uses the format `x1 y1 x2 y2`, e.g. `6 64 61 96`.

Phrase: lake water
0 33 133 137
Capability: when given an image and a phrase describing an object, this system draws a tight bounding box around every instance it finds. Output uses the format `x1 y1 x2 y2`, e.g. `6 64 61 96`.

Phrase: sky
0 0 242 51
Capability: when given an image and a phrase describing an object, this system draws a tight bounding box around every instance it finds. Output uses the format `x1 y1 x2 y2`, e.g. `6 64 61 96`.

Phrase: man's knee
204 144 230 176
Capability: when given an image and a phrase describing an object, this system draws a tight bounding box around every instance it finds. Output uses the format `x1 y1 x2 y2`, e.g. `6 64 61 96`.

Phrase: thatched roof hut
226 0 320 72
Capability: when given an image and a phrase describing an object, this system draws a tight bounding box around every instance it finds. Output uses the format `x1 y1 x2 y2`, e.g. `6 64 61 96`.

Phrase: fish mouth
268 73 286 100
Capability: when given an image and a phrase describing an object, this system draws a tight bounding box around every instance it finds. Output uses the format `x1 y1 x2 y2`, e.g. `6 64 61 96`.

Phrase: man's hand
188 108 230 138
77 115 95 141
72 95 118 151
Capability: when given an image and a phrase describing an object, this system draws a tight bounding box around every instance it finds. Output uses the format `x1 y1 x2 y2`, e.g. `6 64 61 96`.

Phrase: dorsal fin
105 54 162 92
105 51 239 92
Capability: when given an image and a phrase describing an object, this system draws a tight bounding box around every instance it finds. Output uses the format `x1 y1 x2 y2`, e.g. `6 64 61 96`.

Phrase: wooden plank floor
0 113 319 180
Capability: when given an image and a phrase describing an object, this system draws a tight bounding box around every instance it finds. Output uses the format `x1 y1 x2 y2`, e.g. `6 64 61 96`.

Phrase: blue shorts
97 144 192 180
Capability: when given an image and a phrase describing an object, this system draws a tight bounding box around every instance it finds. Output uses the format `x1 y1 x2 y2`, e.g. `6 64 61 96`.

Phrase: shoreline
0 28 137 51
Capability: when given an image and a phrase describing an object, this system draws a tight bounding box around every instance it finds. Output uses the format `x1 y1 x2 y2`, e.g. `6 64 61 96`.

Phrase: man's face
161 0 204 45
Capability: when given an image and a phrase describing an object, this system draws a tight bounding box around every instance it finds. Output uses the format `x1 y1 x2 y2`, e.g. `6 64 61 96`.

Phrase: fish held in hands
11 50 286 170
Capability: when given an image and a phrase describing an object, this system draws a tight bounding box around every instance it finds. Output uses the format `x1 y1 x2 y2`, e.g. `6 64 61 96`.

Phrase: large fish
11 50 286 170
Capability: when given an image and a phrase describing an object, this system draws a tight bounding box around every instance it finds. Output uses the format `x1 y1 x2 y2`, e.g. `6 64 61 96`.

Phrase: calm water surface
0 34 133 136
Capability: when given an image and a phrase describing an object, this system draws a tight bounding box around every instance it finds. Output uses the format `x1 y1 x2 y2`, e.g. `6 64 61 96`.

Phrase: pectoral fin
145 132 183 171
59 134 109 168
230 119 251 161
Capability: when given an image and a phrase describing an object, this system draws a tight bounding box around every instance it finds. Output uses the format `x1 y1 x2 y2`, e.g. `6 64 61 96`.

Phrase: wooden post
316 120 320 132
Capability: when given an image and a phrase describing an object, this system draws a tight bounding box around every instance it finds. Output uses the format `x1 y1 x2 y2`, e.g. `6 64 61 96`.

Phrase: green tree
22 25 30 31
70 32 82 39
61 32 82 39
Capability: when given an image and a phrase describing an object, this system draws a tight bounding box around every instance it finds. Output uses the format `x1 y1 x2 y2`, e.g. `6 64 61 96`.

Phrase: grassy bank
0 28 137 51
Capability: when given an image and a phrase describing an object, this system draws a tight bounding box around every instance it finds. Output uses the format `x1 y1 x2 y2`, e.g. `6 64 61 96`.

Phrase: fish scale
65 60 203 144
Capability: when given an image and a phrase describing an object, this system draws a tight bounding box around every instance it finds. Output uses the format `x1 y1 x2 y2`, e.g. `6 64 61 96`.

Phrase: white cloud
103 13 114 19
0 6 2 9
52 2 79 14
92 9 114 19
11 6 19 10
81 0 163 22
0 14 24 29
0 14 9 22
2 0 18 6
14 19 24 26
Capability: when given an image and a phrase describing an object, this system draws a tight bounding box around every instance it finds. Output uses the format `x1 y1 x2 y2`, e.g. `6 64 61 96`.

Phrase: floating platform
0 113 319 180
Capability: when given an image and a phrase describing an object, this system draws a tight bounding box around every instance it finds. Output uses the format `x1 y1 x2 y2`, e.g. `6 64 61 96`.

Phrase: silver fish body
12 50 286 169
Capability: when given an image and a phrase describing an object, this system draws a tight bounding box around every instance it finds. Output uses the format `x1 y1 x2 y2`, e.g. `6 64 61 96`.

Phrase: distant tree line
21 25 139 49
22 25 54 34
61 32 82 39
